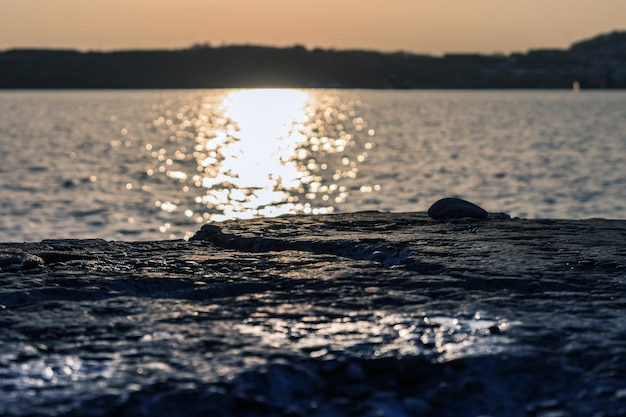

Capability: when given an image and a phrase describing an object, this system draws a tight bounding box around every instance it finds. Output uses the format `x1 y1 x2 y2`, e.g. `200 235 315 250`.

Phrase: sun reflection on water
193 89 317 221
144 89 374 238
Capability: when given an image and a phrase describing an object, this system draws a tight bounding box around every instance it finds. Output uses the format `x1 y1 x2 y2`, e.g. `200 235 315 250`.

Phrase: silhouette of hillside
1 31 625 89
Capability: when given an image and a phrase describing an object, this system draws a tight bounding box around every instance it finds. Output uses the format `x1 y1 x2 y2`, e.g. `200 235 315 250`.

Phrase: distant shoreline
1 30 625 89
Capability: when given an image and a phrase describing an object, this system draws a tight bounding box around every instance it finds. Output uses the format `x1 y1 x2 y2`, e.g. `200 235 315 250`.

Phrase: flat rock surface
1 212 625 417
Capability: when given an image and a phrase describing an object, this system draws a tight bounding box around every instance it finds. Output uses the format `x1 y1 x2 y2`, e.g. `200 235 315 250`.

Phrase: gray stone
427 197 489 219
0 212 625 417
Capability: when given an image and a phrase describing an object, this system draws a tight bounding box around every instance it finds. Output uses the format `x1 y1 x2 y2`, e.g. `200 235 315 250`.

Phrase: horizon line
2 28 624 57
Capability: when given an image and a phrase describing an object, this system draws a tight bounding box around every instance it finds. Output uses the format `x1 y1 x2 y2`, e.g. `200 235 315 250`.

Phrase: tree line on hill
0 31 624 89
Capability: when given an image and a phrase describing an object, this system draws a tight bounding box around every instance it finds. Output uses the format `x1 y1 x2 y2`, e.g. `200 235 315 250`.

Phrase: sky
1 0 625 55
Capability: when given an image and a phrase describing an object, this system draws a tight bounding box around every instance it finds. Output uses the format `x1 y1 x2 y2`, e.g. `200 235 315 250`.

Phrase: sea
1 89 625 242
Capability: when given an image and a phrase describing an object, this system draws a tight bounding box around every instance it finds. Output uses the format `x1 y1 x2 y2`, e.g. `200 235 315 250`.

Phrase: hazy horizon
2 0 625 55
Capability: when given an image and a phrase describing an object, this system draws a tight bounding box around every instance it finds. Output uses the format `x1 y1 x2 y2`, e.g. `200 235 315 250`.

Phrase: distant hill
1 31 625 89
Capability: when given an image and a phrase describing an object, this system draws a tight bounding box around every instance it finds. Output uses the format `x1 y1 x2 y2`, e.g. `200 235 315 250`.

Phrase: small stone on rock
191 224 223 240
427 197 488 220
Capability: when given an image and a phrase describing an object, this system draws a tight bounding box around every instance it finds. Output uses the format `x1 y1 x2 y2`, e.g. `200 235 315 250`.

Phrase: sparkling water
1 89 624 241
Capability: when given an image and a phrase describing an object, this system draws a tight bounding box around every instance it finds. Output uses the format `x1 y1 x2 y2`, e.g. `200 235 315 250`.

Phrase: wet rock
527 281 543 293
427 197 488 220
32 250 94 264
345 383 373 399
403 397 432 416
615 388 626 400
281 406 305 417
535 412 571 417
462 379 486 394
0 251 44 271
344 363 366 382
0 213 625 417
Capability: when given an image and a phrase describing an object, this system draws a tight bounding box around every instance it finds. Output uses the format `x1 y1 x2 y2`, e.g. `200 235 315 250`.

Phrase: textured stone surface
1 212 625 417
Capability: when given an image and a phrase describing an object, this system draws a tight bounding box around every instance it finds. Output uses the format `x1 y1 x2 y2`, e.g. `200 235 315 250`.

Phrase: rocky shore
1 212 625 417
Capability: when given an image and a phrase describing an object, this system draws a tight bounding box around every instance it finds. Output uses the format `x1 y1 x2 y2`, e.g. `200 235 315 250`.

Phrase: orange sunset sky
1 0 625 55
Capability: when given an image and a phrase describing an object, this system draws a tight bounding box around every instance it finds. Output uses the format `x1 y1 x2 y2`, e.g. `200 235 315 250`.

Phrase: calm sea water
1 89 624 242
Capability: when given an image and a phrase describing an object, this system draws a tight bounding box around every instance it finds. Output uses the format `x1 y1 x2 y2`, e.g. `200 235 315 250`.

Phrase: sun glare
142 88 373 236
192 89 331 221
219 89 309 190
